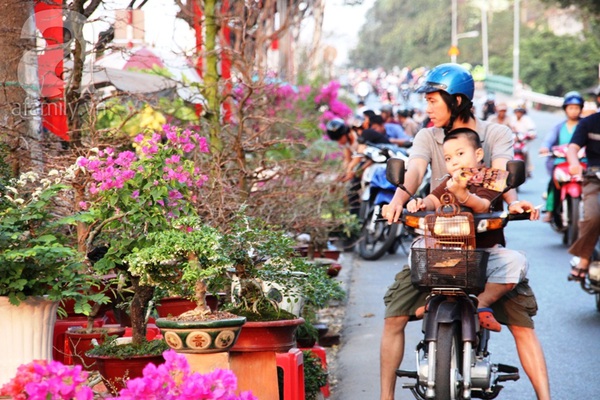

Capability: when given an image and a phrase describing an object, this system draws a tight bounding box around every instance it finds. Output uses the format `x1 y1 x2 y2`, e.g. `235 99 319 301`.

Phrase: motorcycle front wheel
434 322 463 400
563 197 580 246
358 205 398 260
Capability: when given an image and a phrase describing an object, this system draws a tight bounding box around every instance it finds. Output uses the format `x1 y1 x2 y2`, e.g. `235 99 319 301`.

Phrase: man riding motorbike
378 63 550 400
567 87 600 281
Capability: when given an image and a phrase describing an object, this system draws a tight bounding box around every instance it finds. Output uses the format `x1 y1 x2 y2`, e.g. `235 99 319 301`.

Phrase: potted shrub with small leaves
0 169 111 386
128 217 247 354
303 349 329 400
215 213 345 353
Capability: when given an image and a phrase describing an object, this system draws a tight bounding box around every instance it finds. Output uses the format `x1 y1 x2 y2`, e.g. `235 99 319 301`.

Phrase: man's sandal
568 266 588 282
478 307 501 332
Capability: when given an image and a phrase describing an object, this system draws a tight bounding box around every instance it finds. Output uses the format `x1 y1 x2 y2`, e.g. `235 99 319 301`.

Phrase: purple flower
113 350 256 400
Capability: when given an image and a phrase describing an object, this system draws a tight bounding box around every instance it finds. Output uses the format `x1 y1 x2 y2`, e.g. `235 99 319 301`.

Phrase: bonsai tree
221 212 345 322
123 216 233 321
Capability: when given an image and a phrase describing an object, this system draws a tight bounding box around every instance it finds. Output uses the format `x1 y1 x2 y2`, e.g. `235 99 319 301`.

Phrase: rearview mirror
506 160 526 189
386 158 405 187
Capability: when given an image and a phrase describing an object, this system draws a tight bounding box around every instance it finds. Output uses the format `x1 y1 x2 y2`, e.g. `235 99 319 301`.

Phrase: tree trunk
129 276 154 345
0 0 43 175
204 0 222 153
309 0 325 73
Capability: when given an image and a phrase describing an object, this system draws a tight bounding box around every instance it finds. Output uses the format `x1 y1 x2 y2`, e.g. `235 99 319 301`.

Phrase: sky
320 0 376 65
83 0 375 65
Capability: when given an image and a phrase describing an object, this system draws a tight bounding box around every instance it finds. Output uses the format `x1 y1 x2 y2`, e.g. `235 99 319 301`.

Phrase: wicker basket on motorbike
410 194 488 294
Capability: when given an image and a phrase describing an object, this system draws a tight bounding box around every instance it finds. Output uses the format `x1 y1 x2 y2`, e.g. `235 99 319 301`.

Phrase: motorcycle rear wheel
358 206 398 260
434 322 463 400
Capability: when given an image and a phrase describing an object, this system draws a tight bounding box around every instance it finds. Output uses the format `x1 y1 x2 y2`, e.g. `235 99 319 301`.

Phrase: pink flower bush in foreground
116 350 256 400
0 360 93 400
1 350 256 400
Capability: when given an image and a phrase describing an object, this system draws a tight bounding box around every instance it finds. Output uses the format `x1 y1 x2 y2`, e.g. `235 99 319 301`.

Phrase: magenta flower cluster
115 350 256 400
77 124 209 213
315 80 353 126
0 360 93 400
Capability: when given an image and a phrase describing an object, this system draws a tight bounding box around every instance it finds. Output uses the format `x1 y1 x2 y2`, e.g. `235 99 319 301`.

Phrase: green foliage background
348 0 600 96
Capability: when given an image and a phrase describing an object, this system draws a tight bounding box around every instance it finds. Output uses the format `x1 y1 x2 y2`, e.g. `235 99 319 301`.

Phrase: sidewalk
321 248 423 400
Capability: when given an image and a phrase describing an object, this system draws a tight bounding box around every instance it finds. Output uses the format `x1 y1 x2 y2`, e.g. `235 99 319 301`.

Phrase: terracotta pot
89 353 165 393
231 318 304 353
155 294 220 318
66 326 126 370
155 316 246 354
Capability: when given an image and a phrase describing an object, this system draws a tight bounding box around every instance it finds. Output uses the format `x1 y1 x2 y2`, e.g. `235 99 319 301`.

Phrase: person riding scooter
378 63 549 400
539 91 584 225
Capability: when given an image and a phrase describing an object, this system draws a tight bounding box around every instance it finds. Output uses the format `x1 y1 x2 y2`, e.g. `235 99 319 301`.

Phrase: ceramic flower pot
0 296 59 386
155 316 246 354
88 353 165 393
154 294 220 318
65 325 127 370
231 318 304 353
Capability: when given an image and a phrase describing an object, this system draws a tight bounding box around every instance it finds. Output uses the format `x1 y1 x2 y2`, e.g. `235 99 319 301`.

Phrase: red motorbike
512 131 535 180
546 144 586 246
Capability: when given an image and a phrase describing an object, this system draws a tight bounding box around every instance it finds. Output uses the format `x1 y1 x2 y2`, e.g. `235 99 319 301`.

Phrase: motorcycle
386 158 529 400
569 169 600 311
543 144 586 246
356 143 407 260
512 131 535 180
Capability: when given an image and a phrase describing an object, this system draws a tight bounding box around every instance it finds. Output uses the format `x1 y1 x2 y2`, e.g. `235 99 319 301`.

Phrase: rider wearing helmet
379 63 549 400
325 117 389 215
325 118 350 141
566 86 600 282
539 91 584 223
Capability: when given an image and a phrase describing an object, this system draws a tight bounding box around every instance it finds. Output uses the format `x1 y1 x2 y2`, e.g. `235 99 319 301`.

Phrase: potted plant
208 212 345 352
78 125 231 356
126 217 247 354
0 169 110 385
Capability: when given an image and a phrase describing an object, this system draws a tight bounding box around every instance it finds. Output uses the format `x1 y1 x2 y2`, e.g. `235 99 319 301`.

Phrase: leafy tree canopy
539 0 600 17
348 0 600 96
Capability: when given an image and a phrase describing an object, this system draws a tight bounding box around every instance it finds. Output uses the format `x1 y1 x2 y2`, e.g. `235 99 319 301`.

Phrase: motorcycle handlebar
378 209 531 227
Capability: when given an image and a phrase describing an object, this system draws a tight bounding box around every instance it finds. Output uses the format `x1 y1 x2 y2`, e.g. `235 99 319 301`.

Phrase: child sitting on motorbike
406 128 529 332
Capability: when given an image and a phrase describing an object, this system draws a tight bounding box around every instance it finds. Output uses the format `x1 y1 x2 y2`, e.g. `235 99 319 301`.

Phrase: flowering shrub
0 360 93 400
76 124 212 345
0 350 255 400
115 350 256 400
314 80 353 128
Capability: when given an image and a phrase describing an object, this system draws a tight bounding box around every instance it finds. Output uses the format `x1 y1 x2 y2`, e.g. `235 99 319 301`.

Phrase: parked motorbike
386 158 529 400
356 144 407 260
542 144 586 246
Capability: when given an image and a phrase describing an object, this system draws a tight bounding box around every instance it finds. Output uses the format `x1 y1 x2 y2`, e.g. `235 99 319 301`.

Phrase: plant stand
230 351 279 399
0 296 59 386
184 352 232 374
229 318 304 400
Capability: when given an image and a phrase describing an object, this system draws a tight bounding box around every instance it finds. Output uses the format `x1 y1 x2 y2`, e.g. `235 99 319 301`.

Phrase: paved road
331 107 600 399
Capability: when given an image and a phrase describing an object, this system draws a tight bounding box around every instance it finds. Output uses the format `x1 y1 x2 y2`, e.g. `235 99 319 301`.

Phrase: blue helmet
416 63 474 100
562 91 584 109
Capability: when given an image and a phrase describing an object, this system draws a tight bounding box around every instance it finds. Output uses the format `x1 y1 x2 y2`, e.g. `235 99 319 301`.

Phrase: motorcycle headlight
433 216 472 236
553 168 571 183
